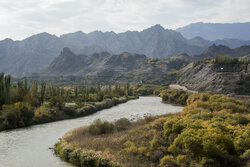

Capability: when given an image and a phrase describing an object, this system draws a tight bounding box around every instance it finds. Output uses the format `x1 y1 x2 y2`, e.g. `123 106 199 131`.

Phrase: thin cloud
0 0 249 40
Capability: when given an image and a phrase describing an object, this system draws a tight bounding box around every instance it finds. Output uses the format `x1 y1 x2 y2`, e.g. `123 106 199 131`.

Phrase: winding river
0 97 183 167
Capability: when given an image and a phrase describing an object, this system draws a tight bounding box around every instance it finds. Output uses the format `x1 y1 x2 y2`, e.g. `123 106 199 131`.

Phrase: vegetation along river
0 97 183 167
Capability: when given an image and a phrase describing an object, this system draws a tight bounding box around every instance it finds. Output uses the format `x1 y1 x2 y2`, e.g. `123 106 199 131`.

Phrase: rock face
177 62 250 95
59 24 204 58
177 22 250 41
39 48 191 84
0 33 64 76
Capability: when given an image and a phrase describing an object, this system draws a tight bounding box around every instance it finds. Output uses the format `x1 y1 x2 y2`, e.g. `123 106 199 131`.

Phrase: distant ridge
177 22 250 41
193 44 250 60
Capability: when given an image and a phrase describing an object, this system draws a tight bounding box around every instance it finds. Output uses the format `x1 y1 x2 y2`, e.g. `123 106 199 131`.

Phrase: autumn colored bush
55 91 250 167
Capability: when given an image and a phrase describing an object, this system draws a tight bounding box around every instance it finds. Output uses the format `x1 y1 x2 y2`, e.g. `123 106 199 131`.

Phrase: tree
40 81 46 103
4 75 11 104
0 73 5 108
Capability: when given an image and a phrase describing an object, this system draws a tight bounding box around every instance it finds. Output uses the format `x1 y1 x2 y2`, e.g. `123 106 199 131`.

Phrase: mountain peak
149 24 165 31
2 38 14 43
61 47 74 55
24 32 57 41
208 44 230 51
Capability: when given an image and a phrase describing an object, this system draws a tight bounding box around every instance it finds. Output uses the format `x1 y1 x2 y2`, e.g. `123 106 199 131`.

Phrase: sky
0 0 250 40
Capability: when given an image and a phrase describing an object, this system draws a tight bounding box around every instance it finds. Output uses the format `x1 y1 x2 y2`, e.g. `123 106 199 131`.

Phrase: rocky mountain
1 23 250 77
188 37 250 49
0 33 64 76
193 44 250 60
177 22 250 41
0 25 202 77
37 47 191 85
60 24 205 58
177 61 250 95
213 38 250 49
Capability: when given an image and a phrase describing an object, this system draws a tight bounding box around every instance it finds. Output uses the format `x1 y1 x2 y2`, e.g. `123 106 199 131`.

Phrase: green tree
40 81 46 103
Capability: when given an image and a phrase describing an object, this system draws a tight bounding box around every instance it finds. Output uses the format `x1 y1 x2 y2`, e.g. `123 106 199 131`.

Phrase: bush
88 119 114 135
1 102 34 128
63 106 76 116
49 96 65 110
160 89 188 106
159 155 178 167
114 118 131 131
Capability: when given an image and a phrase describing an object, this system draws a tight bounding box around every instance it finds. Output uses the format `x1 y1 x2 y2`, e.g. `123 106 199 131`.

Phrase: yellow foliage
34 105 50 118
57 91 250 167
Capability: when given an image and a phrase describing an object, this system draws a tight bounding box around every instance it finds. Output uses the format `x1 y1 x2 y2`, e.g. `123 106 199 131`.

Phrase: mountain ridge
1 23 250 76
177 22 250 41
37 47 191 85
193 44 250 60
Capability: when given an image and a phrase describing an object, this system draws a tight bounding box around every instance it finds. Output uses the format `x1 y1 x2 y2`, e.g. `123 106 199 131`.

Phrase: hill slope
177 60 250 95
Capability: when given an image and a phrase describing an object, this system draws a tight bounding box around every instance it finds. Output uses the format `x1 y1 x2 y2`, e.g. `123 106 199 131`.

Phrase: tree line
0 73 134 131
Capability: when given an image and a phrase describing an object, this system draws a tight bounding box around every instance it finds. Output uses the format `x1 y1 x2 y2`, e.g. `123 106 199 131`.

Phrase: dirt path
169 84 198 93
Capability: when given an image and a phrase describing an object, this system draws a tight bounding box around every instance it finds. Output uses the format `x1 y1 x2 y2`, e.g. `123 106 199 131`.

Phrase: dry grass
59 114 169 167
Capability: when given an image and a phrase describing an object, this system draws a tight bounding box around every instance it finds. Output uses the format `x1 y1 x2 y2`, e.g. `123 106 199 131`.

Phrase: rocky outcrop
177 62 250 95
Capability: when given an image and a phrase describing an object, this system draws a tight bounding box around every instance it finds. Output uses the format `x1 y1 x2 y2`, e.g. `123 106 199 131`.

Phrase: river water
0 97 183 167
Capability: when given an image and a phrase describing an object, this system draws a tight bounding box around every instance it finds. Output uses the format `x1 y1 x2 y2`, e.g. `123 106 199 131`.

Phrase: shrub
33 105 50 120
159 155 178 167
63 106 76 116
161 89 188 106
2 102 34 128
49 96 65 110
234 130 250 154
163 119 185 136
114 118 131 131
15 102 34 126
88 119 114 135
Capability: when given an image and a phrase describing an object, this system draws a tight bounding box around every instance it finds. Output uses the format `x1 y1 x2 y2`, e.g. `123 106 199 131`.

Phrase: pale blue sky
0 0 249 40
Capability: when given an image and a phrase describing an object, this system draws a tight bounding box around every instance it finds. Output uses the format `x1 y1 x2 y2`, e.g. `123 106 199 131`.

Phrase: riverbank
0 96 138 132
55 92 250 167
54 114 172 167
0 96 182 167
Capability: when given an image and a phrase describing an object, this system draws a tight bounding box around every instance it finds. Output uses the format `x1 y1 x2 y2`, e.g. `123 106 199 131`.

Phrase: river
0 97 183 167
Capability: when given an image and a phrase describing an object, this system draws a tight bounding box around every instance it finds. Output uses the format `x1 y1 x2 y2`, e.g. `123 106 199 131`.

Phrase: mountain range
41 44 250 76
34 47 191 85
32 44 250 86
1 23 250 77
177 22 250 41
